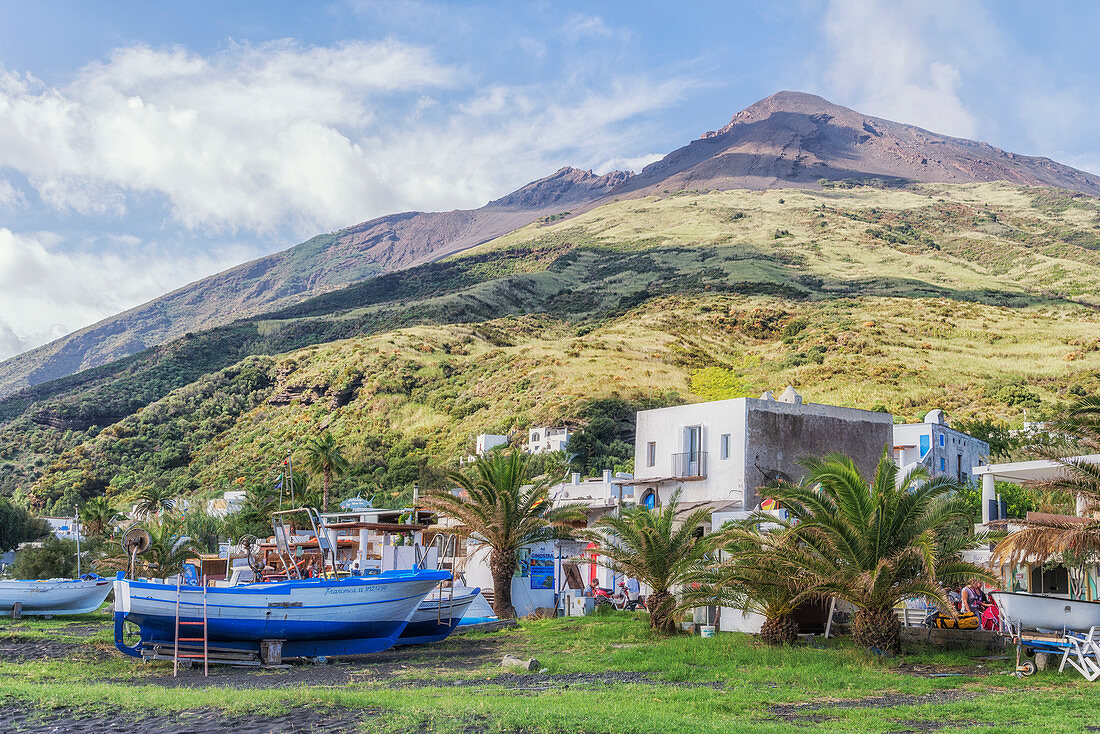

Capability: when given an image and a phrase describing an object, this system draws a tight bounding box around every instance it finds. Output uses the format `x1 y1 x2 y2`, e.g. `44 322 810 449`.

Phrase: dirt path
1 705 377 734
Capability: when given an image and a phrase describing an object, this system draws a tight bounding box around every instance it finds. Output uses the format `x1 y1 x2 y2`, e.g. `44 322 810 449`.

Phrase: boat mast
74 504 81 577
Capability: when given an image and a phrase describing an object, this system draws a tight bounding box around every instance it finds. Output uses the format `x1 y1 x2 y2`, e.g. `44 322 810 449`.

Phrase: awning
973 454 1100 484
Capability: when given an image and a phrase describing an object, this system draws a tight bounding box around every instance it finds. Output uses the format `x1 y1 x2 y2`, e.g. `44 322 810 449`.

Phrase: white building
42 516 82 541
893 409 990 483
206 490 247 518
527 427 569 454
628 387 894 514
475 433 509 456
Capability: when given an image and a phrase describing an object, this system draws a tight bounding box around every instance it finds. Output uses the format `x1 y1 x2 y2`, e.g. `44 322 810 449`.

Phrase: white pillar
1077 494 1088 518
981 472 996 524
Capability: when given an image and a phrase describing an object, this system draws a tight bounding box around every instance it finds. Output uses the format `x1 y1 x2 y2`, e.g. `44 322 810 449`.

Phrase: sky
0 0 1098 361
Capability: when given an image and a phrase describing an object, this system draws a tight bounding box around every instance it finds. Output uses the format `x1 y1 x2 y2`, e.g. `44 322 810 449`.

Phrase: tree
182 510 228 554
583 489 715 635
420 451 582 619
301 432 351 512
132 485 176 518
0 498 50 552
682 520 806 645
749 453 991 654
952 418 1020 460
79 496 118 537
992 396 1100 569
11 536 77 579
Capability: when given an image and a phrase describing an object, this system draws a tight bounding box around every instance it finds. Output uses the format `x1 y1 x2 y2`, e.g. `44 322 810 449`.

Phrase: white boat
0 574 112 616
113 567 449 659
992 591 1100 632
398 586 481 645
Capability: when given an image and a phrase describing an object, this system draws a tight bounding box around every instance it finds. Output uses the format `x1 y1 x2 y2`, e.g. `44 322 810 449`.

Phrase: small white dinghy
992 591 1100 632
0 574 112 616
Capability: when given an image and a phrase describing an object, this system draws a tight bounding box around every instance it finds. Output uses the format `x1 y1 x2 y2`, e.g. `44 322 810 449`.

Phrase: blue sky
0 0 1097 360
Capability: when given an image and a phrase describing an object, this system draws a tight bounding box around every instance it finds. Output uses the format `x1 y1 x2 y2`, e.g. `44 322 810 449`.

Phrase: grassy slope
1 613 1097 733
4 183 1100 506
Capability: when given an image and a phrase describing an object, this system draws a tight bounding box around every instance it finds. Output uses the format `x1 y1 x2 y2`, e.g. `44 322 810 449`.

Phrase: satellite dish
121 527 151 555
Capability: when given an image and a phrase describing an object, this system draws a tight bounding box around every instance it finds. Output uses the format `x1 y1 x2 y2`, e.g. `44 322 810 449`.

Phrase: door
686 426 701 477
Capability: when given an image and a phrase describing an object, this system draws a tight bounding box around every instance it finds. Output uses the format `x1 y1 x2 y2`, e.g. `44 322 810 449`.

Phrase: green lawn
1 611 1097 732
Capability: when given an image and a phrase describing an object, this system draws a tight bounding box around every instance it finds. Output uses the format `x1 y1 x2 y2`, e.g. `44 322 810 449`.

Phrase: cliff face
608 91 1100 197
0 167 626 397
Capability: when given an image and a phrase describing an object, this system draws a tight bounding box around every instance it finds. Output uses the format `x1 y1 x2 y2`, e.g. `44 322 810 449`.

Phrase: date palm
79 496 118 537
681 520 806 645
300 432 350 512
420 450 581 619
747 453 992 654
98 515 199 577
132 485 175 518
583 489 715 635
993 395 1100 566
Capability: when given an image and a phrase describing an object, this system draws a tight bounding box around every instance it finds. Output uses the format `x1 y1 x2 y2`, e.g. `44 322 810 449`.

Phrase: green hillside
2 182 1100 512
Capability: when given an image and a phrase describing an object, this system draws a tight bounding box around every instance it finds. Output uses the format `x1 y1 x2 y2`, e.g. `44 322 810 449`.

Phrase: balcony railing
672 451 707 479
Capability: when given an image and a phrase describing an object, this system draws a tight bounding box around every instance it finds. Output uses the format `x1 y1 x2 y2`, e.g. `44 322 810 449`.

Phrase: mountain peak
614 90 1100 197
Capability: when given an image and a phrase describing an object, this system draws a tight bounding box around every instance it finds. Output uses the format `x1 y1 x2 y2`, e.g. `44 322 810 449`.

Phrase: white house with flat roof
528 427 569 454
627 387 894 513
893 409 990 484
475 433 508 456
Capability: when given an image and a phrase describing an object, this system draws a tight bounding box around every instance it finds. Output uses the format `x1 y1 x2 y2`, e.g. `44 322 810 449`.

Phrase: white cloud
0 177 25 208
0 38 687 238
0 228 257 361
816 0 981 138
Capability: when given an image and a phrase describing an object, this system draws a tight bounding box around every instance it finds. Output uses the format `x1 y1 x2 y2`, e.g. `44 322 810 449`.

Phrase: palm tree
420 450 581 619
300 432 350 512
98 515 199 577
748 453 992 654
132 485 175 518
992 395 1100 569
682 521 807 645
79 496 118 537
583 489 715 635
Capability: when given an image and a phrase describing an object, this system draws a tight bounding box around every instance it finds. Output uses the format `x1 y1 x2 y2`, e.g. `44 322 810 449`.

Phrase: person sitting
583 580 598 597
961 579 986 616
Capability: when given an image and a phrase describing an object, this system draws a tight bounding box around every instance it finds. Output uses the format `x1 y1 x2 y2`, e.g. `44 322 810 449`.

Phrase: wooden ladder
173 575 209 677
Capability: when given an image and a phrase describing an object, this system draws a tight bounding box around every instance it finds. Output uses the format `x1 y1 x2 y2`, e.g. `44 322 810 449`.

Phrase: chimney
602 469 613 483
778 385 802 405
759 390 775 401
571 472 581 485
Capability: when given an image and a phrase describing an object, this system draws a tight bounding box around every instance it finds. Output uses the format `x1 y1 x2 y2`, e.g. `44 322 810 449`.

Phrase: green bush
0 498 50 553
11 536 77 579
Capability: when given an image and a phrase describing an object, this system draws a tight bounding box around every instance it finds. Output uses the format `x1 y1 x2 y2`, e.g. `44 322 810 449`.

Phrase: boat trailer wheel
1017 660 1036 676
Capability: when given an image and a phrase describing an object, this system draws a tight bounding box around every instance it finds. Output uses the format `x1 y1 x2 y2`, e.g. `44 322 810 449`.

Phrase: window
939 434 945 448
720 434 731 460
940 458 946 472
641 490 656 509
919 434 930 459
647 442 656 467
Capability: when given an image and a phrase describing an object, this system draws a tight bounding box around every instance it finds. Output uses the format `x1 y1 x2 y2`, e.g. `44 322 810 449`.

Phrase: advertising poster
530 551 555 590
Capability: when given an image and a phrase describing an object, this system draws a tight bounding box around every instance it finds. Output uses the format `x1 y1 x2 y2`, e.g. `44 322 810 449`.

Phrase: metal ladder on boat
418 534 457 626
173 576 209 677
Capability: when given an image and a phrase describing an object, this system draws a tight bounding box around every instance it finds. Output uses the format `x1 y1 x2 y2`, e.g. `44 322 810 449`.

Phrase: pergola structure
973 454 1100 524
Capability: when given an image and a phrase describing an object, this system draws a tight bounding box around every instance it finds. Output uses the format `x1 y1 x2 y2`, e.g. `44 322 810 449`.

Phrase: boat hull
398 587 481 646
992 591 1100 632
113 568 449 659
0 575 112 616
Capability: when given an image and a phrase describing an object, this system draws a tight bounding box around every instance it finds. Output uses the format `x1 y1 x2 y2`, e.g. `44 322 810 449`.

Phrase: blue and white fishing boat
113 567 448 658
113 507 450 661
397 586 482 646
0 574 112 616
